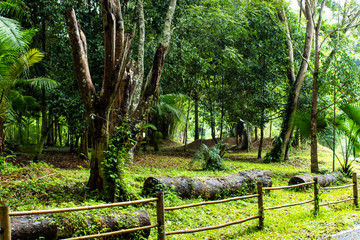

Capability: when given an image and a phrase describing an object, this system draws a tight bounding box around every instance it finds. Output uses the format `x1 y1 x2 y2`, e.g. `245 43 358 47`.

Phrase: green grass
1 144 360 239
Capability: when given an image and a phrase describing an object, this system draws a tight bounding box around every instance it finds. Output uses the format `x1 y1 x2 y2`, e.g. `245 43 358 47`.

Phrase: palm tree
0 5 44 153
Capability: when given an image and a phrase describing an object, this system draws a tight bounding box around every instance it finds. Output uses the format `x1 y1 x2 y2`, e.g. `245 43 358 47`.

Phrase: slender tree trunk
58 123 62 147
255 127 258 141
220 103 224 141
210 112 217 143
194 93 199 140
269 120 272 138
0 116 5 154
310 0 326 173
183 98 191 152
258 109 265 159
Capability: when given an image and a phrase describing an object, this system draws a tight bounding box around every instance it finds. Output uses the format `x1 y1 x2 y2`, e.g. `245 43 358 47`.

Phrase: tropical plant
332 102 360 177
0 3 46 153
190 142 228 171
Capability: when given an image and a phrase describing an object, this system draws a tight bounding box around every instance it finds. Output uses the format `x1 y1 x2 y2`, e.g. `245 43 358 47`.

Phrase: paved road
331 226 360 240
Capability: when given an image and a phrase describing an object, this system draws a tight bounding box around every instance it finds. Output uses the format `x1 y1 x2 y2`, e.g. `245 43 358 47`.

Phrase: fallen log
288 171 343 187
143 169 272 200
11 210 151 240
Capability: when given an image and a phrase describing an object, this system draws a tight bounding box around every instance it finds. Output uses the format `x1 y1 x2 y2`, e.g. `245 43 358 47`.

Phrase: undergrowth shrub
190 142 228 171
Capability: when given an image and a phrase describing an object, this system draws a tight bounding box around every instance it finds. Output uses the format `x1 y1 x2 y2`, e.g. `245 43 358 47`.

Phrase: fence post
353 172 358 208
314 177 319 216
257 182 264 229
0 206 10 240
156 192 165 240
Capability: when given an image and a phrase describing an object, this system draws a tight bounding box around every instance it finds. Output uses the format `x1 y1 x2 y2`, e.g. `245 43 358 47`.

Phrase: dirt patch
9 151 88 169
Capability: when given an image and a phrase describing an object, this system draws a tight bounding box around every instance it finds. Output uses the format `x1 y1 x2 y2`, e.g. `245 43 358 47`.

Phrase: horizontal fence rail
263 181 315 190
166 215 260 235
320 198 355 206
62 224 159 240
323 184 354 190
265 199 315 211
165 194 259 211
9 198 158 216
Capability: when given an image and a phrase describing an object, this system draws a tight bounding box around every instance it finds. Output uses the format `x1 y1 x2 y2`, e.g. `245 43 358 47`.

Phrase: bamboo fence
0 173 358 240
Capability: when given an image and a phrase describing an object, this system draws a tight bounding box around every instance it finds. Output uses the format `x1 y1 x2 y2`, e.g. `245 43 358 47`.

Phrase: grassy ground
1 142 360 239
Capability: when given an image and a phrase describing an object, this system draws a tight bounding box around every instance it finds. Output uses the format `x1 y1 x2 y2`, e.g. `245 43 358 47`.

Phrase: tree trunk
267 2 314 162
255 127 258 141
80 129 89 159
11 210 151 240
258 109 265 159
183 98 191 152
194 93 199 140
66 0 177 201
144 169 272 200
288 171 342 187
58 122 62 147
269 120 272 138
0 116 5 154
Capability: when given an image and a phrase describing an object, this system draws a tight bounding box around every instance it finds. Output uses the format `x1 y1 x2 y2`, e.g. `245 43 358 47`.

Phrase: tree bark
267 2 314 161
11 210 151 240
66 0 177 201
288 171 342 187
194 93 199 140
144 169 272 200
258 109 265 159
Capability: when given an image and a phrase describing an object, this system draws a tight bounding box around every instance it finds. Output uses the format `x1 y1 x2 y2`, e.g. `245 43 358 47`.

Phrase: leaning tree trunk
267 2 314 162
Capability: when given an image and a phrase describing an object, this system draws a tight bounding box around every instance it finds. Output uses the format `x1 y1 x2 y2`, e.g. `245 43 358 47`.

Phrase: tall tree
266 0 315 162
65 0 177 201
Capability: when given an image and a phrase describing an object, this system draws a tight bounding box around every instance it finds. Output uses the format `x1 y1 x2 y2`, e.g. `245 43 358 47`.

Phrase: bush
190 142 228 171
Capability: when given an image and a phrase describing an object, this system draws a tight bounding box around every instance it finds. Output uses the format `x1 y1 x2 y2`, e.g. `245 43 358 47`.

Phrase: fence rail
0 173 359 240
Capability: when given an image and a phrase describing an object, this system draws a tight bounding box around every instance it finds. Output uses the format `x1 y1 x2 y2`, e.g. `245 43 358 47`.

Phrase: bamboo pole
353 173 358 208
257 182 264 230
164 194 259 211
157 192 165 240
264 199 314 210
322 184 354 190
9 198 158 216
263 181 315 190
166 215 260 235
62 224 158 240
0 206 10 240
319 198 355 206
314 177 319 216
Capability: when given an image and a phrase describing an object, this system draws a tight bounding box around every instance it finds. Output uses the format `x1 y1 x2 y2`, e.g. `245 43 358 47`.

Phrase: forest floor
1 138 360 239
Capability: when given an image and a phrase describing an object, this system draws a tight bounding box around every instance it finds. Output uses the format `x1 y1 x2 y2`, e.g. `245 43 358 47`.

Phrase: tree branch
65 8 96 113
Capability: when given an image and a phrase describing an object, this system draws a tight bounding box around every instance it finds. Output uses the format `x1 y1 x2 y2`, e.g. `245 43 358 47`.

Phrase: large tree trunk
11 210 151 240
66 0 177 201
143 170 272 200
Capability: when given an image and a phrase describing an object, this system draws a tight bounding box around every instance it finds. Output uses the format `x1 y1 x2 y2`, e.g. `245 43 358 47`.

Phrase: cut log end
288 171 343 187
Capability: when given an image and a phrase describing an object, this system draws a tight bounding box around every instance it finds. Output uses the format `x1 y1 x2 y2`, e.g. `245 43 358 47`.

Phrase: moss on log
288 171 343 187
143 169 272 199
11 210 151 240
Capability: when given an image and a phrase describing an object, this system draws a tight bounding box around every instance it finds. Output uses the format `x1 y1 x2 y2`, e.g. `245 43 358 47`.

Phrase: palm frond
9 48 44 79
0 16 27 51
27 77 58 90
0 0 28 19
